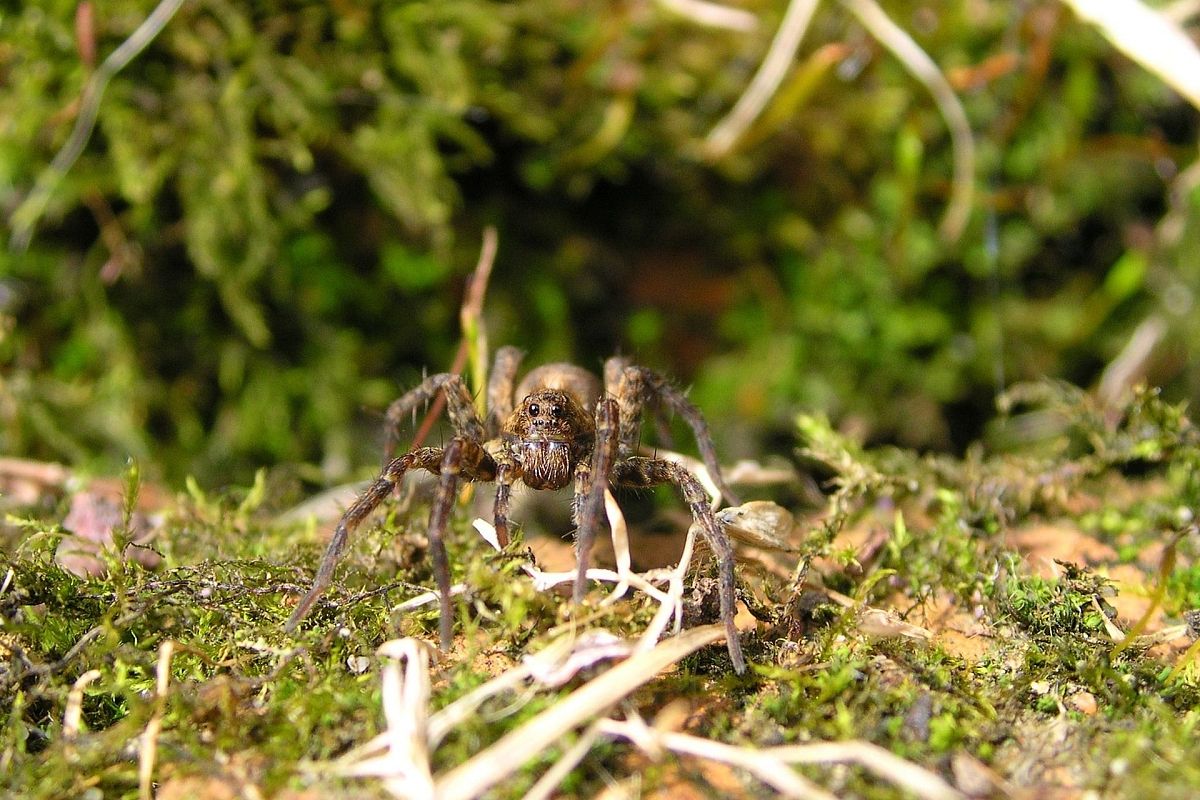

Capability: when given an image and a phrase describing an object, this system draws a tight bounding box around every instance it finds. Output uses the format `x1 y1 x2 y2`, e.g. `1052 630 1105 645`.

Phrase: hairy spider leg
285 439 498 643
491 459 516 548
604 357 676 450
485 346 525 439
382 373 485 465
613 457 746 674
604 359 742 507
425 437 498 649
284 446 445 632
570 396 620 603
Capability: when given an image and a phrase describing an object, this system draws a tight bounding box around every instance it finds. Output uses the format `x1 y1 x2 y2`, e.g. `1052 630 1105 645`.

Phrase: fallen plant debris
334 631 962 800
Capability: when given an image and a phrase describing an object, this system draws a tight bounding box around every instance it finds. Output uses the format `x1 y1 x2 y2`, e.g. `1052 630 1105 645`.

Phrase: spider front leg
613 456 746 674
284 447 446 632
426 437 497 649
571 396 620 603
604 359 742 507
486 346 524 438
491 459 516 548
382 373 485 464
286 437 497 651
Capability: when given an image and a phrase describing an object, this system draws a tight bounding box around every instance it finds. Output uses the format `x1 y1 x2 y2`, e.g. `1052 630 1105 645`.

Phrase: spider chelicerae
284 346 746 673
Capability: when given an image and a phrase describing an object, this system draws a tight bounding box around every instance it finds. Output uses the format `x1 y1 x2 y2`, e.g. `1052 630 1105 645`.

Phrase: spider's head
505 389 594 490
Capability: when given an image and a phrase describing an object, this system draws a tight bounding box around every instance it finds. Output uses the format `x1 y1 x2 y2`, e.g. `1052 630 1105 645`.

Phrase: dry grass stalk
336 626 727 800
638 520 698 652
1061 0 1200 111
839 0 975 243
338 638 436 798
470 516 675 606
138 640 176 800
410 227 498 448
597 714 968 800
390 583 467 614
460 226 498 418
770 740 964 799
522 720 605 800
597 715 838 799
657 0 760 32
434 624 726 800
704 0 821 159
598 488 635 603
62 669 102 739
9 0 188 250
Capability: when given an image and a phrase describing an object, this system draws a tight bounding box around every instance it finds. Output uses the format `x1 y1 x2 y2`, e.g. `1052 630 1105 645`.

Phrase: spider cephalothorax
284 348 746 673
501 389 593 490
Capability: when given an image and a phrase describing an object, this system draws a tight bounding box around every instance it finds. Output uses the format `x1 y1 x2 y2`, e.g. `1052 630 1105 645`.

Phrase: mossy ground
3 385 1200 798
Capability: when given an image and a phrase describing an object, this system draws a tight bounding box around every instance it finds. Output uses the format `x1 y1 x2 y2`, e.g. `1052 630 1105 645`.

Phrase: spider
284 346 746 673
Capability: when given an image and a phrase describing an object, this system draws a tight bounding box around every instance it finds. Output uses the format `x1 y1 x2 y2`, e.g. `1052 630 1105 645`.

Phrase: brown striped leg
491 459 516 548
382 373 485 465
485 346 525 439
613 456 746 674
425 437 497 650
571 397 619 603
603 360 741 507
427 445 459 649
285 447 444 632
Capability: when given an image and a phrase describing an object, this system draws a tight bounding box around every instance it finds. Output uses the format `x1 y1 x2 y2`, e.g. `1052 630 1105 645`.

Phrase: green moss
6 1 1200 486
1165 565 1200 617
3 383 1200 798
1001 565 1117 639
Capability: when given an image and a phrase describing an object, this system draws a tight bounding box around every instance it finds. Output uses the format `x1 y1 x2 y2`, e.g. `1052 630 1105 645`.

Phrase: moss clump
1001 563 1118 639
2 384 1200 797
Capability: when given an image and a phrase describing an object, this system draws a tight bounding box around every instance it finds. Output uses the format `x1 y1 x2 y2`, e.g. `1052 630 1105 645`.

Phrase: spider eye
528 402 540 417
550 404 562 418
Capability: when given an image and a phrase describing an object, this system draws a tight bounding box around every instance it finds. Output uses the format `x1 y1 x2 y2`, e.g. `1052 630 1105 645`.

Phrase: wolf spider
284 346 746 673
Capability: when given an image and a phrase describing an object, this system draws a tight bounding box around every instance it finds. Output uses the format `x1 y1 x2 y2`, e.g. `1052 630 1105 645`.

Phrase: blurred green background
2 0 1199 486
